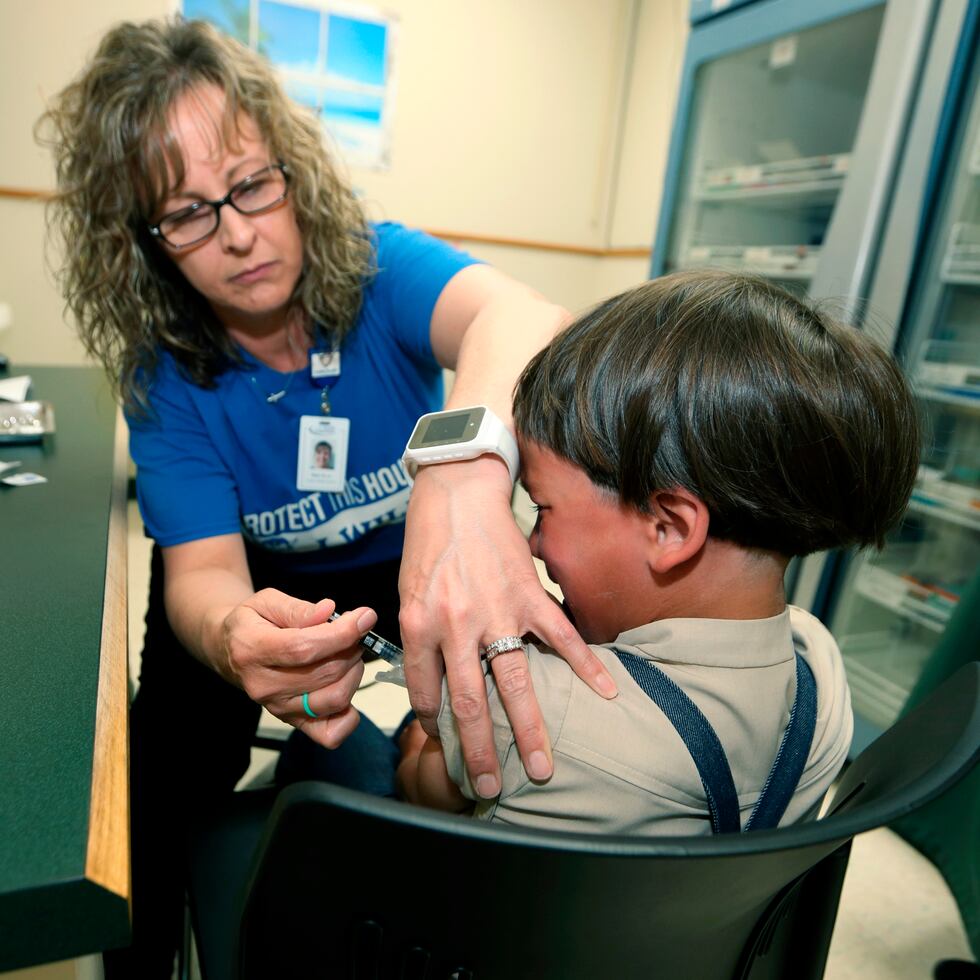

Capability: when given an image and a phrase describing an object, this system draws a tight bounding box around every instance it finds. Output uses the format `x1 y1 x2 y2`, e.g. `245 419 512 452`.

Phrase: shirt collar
609 608 794 668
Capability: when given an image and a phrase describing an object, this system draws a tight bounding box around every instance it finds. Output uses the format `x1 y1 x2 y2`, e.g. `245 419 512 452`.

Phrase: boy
397 271 920 835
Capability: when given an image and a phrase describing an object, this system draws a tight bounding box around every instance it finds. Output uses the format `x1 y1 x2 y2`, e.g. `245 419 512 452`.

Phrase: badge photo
310 349 341 379
296 415 350 493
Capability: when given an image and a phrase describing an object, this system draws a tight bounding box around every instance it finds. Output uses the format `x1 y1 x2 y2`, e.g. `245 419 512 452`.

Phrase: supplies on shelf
914 339 980 407
852 563 957 633
940 222 980 284
679 243 819 279
910 465 980 532
694 153 850 203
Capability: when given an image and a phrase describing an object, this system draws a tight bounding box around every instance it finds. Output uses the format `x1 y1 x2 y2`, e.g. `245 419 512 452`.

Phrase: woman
39 17 614 976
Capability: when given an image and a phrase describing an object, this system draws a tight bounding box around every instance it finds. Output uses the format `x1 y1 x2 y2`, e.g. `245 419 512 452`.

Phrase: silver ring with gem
481 635 526 662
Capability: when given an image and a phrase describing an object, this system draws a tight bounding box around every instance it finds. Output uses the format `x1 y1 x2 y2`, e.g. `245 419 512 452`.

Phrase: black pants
103 544 402 979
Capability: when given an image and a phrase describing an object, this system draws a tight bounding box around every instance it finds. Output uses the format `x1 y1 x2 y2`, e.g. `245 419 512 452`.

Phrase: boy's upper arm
436 644 574 804
416 737 470 812
436 669 523 803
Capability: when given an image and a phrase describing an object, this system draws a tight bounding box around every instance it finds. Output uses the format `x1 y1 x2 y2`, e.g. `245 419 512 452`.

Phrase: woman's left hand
398 454 617 800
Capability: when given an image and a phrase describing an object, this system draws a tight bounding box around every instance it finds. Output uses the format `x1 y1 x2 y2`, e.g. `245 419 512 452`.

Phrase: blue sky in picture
326 14 387 86
285 79 321 112
259 1 321 72
322 86 384 124
183 0 249 43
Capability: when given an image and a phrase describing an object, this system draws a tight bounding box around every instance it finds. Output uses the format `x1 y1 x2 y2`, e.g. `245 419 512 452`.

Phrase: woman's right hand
161 534 376 748
220 590 378 748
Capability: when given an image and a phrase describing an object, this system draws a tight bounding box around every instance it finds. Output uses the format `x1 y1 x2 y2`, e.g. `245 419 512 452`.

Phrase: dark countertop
0 365 130 970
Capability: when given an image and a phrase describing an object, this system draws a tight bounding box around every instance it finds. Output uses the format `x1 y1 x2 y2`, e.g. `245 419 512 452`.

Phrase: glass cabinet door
828 61 980 735
664 5 885 294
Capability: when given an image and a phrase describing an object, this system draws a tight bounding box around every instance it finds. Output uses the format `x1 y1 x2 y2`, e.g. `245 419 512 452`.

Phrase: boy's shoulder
437 604 843 733
437 607 850 816
561 609 851 819
784 604 846 676
435 640 593 801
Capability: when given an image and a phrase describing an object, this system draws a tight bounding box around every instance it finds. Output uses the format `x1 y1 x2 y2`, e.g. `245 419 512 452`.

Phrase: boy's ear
644 487 710 574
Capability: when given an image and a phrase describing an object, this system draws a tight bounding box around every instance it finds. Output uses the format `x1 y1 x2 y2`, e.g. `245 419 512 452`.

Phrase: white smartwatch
402 405 520 483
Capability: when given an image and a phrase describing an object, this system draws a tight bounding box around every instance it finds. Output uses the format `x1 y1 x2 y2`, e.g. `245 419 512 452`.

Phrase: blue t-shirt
127 222 479 573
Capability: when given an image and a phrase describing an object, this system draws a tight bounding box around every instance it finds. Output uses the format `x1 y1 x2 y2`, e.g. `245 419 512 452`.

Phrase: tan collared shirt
437 606 853 836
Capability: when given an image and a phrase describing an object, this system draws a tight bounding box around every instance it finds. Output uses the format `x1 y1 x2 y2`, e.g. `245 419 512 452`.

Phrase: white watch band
402 405 520 483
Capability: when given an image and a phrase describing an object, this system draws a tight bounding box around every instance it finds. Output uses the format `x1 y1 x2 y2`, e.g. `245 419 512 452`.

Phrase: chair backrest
234 662 980 980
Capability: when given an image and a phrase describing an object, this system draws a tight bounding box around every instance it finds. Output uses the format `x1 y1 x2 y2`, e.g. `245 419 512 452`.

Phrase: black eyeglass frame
147 162 290 249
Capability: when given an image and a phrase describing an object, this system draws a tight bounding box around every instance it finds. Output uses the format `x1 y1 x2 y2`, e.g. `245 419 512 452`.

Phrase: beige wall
0 0 174 367
0 0 686 367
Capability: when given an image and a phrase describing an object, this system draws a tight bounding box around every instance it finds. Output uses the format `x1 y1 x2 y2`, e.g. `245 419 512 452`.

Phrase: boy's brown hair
513 270 920 557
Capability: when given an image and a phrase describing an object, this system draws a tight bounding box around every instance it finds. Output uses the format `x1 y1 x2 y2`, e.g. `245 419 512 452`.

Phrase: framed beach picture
183 0 397 169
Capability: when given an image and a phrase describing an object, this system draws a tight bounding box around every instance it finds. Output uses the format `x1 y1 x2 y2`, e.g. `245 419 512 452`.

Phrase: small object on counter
0 354 9 373
0 460 21 475
0 375 31 401
0 401 55 443
2 472 47 487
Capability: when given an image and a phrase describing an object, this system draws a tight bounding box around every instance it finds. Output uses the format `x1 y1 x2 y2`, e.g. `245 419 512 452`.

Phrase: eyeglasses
147 163 289 249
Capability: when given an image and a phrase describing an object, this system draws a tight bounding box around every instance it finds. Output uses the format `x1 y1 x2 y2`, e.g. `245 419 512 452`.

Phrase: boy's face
520 440 655 644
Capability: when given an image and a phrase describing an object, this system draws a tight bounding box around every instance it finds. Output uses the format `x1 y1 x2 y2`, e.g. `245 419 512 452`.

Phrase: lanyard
309 348 341 414
612 648 817 834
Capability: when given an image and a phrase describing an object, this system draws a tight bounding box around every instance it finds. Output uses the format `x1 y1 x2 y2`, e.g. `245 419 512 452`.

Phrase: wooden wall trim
426 228 651 259
0 185 53 202
85 406 130 902
0 186 651 259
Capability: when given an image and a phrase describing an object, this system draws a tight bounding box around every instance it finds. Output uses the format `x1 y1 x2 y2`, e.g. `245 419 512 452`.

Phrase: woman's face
154 84 304 337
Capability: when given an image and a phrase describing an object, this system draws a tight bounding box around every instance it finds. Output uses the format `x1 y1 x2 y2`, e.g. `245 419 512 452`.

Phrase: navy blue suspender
612 648 818 834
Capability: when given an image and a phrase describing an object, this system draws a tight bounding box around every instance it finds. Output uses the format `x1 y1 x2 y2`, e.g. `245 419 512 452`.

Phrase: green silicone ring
302 692 318 718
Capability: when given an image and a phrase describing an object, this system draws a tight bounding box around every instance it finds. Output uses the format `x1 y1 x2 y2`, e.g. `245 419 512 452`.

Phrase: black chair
187 661 980 980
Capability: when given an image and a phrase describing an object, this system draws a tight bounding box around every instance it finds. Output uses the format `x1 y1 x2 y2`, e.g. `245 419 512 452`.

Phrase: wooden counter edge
85 406 130 902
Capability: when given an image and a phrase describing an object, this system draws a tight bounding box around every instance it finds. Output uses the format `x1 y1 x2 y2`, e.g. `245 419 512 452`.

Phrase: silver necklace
252 327 307 404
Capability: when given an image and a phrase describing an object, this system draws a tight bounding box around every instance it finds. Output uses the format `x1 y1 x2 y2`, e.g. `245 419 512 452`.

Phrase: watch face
424 413 470 443
410 407 485 448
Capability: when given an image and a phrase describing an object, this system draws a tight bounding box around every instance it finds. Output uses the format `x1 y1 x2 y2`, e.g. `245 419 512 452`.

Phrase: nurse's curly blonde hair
37 17 372 416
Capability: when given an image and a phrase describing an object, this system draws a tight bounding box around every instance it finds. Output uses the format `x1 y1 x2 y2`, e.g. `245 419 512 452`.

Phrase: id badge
311 350 341 379
297 415 349 492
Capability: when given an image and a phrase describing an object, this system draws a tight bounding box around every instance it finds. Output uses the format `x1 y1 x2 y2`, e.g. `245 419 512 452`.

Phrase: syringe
329 611 407 687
